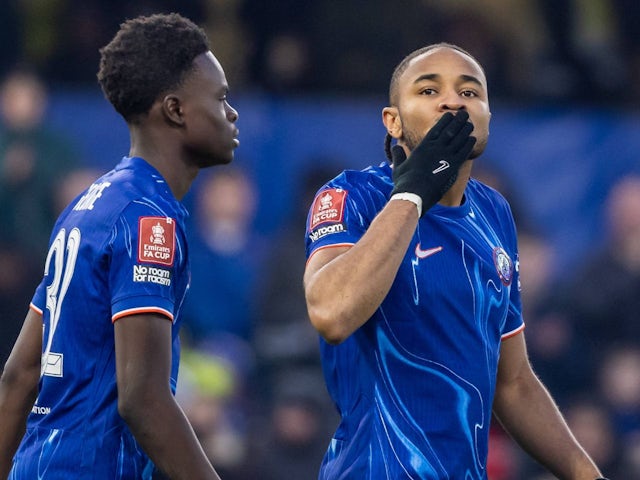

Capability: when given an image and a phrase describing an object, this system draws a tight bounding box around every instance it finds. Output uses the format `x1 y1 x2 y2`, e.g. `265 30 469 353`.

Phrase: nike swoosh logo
432 160 450 174
415 244 443 259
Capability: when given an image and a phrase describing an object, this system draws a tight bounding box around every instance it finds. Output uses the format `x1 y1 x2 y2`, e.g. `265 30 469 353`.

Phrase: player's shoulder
467 178 516 228
62 157 184 228
69 170 146 220
468 178 510 208
104 157 163 198
326 162 392 192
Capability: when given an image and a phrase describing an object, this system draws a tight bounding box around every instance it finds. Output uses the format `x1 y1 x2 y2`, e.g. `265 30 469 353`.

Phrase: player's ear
382 106 402 139
161 94 185 127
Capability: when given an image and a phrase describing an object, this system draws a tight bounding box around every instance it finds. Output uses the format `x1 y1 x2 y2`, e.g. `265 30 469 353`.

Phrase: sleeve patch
138 216 176 266
309 188 347 230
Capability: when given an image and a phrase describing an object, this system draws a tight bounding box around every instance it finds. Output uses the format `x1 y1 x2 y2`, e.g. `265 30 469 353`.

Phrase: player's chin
217 150 235 165
217 141 238 162
222 138 239 162
469 139 487 160
197 150 234 168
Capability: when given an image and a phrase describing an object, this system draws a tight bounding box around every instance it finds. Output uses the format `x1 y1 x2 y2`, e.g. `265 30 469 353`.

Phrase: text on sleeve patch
309 188 347 230
138 216 176 266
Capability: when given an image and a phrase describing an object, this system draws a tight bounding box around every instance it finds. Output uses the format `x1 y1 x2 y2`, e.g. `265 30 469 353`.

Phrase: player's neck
129 127 198 200
439 160 473 207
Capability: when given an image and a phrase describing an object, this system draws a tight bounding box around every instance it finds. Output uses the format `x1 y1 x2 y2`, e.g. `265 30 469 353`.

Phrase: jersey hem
501 322 525 340
29 303 43 315
112 307 174 323
306 243 355 266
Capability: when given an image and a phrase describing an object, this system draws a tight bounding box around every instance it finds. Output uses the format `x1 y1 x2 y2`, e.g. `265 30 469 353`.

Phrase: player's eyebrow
413 73 439 84
413 73 484 88
459 74 484 88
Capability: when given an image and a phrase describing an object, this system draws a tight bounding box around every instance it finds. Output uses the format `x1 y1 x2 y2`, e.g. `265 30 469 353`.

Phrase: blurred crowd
1 0 640 105
2 1 640 478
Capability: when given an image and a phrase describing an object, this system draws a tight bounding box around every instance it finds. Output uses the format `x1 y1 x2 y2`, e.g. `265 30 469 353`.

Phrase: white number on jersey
41 227 81 378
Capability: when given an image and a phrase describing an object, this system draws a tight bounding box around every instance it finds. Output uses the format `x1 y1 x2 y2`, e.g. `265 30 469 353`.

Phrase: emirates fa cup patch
138 217 176 266
309 188 346 230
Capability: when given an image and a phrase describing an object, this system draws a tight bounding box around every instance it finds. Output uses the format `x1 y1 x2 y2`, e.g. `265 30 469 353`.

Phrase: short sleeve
305 169 391 260
109 202 186 323
500 201 525 338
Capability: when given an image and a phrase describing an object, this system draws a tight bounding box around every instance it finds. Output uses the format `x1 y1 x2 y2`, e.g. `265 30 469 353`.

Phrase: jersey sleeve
109 201 187 323
500 200 525 339
305 171 387 260
30 286 46 315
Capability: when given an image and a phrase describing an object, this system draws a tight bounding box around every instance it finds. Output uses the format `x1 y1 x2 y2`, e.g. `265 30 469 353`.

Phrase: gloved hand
390 111 476 216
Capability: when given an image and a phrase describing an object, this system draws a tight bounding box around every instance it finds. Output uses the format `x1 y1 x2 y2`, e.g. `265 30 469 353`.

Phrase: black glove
390 111 476 216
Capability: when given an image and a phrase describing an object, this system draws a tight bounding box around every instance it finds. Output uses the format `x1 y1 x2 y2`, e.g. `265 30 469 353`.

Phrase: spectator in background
613 431 640 478
472 163 589 400
486 418 525 480
250 164 341 478
598 346 640 443
611 0 640 104
561 397 619 476
21 0 207 86
240 0 315 93
251 369 334 480
564 174 640 368
532 0 624 102
0 67 79 259
0 2 22 79
518 228 593 404
201 0 250 91
520 394 620 479
0 168 102 369
177 346 253 480
252 165 340 399
580 345 640 478
179 166 268 478
0 242 41 368
182 166 265 347
52 167 103 216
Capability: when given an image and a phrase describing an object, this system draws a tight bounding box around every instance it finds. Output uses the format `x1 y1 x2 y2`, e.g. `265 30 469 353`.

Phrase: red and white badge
138 216 176 266
309 188 347 230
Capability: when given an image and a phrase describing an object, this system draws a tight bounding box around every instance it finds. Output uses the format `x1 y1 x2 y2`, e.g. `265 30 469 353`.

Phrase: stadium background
1 1 640 478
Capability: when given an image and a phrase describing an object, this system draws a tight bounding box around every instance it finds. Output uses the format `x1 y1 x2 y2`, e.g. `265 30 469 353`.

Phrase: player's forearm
120 393 221 480
493 371 602 479
305 199 418 344
0 414 27 480
0 316 41 479
0 369 39 478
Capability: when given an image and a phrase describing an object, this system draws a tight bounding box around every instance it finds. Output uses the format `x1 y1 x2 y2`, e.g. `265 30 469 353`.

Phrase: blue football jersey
10 157 190 479
305 162 524 480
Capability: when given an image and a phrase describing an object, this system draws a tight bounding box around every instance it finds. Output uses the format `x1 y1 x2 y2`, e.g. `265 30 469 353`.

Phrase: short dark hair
384 43 484 160
97 13 210 123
